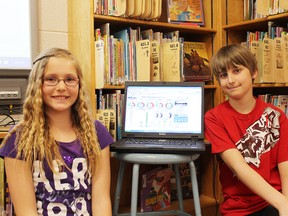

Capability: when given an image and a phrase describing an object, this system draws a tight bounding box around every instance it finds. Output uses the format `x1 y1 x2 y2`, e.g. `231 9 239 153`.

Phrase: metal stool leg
189 161 201 216
131 163 140 216
173 164 184 211
113 161 126 216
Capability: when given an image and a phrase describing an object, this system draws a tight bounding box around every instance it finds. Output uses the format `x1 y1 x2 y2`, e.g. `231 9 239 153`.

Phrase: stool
112 153 201 216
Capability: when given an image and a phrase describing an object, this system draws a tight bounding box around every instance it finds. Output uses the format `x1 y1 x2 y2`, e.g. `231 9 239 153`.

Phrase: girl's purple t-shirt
0 120 114 216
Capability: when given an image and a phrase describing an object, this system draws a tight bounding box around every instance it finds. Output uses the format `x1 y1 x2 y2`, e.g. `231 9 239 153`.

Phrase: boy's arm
91 147 112 216
220 148 288 214
278 161 288 198
4 157 38 216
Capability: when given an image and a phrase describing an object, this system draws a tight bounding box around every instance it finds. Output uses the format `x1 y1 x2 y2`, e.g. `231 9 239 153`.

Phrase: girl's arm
91 147 112 216
4 157 38 216
220 149 288 215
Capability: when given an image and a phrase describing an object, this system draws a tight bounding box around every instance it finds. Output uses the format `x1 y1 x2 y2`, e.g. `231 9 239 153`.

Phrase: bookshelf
68 0 221 214
221 0 288 100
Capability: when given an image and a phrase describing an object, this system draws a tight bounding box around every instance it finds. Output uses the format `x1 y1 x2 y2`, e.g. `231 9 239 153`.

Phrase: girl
0 48 114 215
205 44 288 216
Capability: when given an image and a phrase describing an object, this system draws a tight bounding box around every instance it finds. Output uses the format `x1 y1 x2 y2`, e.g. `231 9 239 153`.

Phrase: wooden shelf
0 127 9 139
223 12 288 31
99 84 217 90
253 83 288 88
94 14 216 35
0 132 7 139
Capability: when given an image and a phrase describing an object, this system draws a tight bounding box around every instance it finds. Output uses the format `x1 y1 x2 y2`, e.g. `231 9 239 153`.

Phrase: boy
205 44 288 216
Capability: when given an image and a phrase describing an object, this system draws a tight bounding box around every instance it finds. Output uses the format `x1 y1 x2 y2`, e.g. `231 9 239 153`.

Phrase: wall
38 0 68 51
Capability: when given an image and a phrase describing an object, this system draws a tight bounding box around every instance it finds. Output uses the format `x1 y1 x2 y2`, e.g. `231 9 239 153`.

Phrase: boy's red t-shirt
205 98 288 216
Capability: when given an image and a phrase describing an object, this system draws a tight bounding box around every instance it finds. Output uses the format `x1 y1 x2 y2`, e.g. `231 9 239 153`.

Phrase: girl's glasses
43 76 79 86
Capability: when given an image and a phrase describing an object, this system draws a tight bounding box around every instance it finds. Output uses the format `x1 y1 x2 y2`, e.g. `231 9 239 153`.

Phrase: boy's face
218 64 257 100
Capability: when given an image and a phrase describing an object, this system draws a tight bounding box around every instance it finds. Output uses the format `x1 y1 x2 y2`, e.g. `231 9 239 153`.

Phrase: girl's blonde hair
1 48 101 174
211 44 258 81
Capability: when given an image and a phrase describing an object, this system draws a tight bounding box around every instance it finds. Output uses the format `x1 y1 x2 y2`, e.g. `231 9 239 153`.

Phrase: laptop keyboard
124 138 196 146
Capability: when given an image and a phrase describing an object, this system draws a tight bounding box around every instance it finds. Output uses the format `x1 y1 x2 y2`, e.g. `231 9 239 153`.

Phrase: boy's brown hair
211 44 258 81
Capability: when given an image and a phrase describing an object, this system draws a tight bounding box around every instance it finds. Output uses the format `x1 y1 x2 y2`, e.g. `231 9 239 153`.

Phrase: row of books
258 94 288 117
94 0 162 20
96 90 124 140
93 0 205 26
95 23 211 88
244 0 288 20
244 24 288 84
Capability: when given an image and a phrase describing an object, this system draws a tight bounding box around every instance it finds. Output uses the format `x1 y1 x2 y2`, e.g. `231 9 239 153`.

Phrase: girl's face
42 57 79 115
218 64 257 100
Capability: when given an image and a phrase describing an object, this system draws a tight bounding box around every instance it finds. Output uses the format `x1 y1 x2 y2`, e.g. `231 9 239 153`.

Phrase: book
100 23 111 85
140 0 152 19
249 40 262 84
125 0 134 16
135 39 151 81
283 34 288 83
170 162 200 201
276 95 288 117
115 89 124 140
148 0 161 20
114 29 130 82
131 0 142 17
114 0 126 16
95 38 105 88
162 41 181 82
255 0 269 18
96 110 106 126
109 109 116 140
279 0 288 13
151 41 161 81
260 37 275 83
183 41 211 82
140 167 172 212
94 0 99 14
99 109 111 131
129 28 139 81
273 37 285 83
167 0 205 26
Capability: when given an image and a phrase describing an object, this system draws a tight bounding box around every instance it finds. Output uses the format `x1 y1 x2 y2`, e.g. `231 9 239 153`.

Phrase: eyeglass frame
42 76 79 86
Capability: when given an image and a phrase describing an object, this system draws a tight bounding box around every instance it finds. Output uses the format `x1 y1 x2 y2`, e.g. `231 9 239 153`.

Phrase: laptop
110 81 206 154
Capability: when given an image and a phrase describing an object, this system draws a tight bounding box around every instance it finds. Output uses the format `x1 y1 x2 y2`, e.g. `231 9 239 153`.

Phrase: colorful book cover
170 160 201 201
140 167 172 212
167 0 205 26
183 41 211 81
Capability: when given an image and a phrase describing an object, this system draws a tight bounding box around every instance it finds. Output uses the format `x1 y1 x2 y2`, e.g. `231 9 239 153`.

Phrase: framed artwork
167 0 205 26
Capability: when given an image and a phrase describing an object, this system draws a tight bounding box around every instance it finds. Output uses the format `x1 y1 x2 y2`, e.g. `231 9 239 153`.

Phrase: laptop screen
122 81 204 139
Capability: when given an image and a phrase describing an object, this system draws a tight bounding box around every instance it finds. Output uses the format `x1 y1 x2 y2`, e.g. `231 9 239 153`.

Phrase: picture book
167 0 205 26
140 167 172 212
183 41 211 81
169 161 200 201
